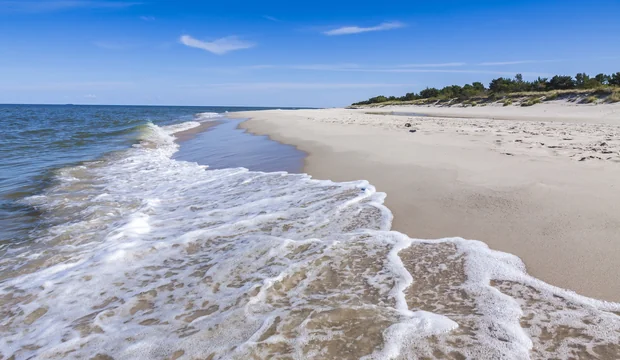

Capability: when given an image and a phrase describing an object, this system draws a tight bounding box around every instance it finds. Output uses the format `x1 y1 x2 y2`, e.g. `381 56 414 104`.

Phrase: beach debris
409 129 417 133
579 156 603 161
404 123 412 127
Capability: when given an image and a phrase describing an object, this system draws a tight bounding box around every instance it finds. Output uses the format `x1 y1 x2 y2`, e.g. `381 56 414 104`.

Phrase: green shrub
544 92 559 101
503 99 513 106
521 98 542 107
584 96 597 104
607 92 620 103
593 88 613 96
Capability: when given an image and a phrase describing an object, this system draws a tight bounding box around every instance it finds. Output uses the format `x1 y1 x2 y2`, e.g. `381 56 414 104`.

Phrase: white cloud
179 35 255 55
140 15 155 21
323 21 405 36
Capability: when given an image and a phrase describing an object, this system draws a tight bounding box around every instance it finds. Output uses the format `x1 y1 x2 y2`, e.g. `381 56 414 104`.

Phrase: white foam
1 120 618 360
194 112 222 122
162 120 202 134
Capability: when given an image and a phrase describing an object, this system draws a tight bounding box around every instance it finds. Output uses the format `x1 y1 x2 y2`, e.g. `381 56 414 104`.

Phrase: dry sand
230 102 620 302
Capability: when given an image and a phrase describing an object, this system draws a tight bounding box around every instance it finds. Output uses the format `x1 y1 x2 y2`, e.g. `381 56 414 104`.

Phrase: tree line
352 72 620 105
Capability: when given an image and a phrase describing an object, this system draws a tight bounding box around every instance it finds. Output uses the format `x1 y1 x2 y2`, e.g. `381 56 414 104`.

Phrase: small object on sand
404 123 412 127
409 129 417 133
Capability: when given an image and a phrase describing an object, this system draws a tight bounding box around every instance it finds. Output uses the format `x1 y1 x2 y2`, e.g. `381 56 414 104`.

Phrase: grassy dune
350 88 620 109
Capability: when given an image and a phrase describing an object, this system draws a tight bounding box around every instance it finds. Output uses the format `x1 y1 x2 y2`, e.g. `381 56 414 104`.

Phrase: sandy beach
231 102 620 302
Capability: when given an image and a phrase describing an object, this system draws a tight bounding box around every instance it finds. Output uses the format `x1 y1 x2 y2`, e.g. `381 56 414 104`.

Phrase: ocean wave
0 121 618 359
194 112 223 122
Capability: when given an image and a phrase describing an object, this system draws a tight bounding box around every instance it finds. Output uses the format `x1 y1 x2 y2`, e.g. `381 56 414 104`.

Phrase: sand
173 120 220 142
230 102 620 302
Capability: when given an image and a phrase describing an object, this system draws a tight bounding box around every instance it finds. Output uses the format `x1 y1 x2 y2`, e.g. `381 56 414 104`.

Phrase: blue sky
1 0 619 107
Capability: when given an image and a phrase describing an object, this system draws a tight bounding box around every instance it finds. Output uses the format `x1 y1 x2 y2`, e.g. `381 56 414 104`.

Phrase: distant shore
230 101 620 302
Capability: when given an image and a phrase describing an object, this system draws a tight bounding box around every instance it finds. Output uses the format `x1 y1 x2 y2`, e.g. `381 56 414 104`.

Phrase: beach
232 102 620 303
2 104 619 359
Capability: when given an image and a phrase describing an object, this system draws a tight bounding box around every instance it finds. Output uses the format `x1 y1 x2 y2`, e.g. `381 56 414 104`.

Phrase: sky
0 0 619 107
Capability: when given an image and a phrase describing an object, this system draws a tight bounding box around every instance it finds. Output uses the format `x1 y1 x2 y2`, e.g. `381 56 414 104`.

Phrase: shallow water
174 118 304 173
0 106 618 359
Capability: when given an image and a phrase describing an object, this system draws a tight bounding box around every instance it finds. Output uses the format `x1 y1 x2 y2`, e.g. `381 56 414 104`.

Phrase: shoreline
230 103 620 302
172 120 220 143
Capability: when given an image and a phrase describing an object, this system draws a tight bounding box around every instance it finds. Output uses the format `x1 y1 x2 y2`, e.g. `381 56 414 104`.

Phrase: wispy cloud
477 59 564 66
84 94 97 99
0 1 141 12
200 63 548 77
140 15 155 21
2 81 133 91
397 62 467 68
179 83 415 91
289 64 362 71
179 35 255 55
263 15 280 22
323 21 405 36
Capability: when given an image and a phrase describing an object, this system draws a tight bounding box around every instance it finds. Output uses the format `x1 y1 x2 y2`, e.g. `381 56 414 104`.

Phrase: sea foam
0 121 618 359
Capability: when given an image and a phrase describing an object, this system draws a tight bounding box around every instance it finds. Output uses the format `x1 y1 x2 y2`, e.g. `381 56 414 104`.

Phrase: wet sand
230 103 620 302
173 120 220 142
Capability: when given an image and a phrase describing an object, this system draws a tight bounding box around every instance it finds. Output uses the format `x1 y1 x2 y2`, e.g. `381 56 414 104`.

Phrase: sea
0 104 618 359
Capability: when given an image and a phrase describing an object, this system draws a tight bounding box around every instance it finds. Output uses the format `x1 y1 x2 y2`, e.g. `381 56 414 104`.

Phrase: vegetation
544 92 559 101
352 72 620 106
521 98 542 107
584 96 598 104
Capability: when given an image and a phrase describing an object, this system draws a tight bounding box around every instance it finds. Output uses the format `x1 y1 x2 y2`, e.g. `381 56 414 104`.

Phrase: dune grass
584 96 598 104
350 88 620 109
520 98 542 107
608 91 620 103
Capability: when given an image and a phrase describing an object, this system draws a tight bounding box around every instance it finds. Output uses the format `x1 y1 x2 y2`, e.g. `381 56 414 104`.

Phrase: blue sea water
0 104 295 245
